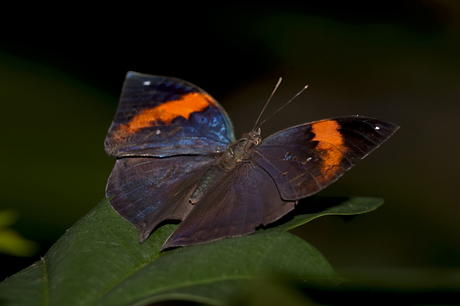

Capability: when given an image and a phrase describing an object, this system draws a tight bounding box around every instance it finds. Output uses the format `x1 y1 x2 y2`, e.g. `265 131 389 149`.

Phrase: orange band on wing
118 92 215 136
311 120 347 179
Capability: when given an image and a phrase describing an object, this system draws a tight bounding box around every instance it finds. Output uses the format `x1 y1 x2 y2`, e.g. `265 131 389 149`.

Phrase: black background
1 0 459 293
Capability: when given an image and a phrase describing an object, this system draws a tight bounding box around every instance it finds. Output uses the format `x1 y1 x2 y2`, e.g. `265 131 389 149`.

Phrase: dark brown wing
161 162 296 250
106 154 218 242
252 116 399 201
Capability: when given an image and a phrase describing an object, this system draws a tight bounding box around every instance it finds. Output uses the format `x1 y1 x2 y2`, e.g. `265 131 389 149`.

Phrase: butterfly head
242 128 262 147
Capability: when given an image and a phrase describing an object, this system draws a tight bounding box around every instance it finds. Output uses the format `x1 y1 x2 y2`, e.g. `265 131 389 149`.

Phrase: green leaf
275 196 383 231
0 197 382 305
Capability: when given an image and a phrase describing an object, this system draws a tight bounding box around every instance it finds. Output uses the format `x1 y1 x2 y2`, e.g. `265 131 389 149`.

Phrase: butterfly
105 71 399 250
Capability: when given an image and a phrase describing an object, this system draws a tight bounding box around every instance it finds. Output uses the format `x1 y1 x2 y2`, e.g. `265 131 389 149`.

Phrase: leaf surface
0 197 383 305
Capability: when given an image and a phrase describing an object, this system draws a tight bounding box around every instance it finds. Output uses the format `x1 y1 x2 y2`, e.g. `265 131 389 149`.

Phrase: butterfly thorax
189 129 262 204
225 128 262 164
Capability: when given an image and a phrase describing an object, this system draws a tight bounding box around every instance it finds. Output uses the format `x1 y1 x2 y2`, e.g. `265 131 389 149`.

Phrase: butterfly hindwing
105 72 235 158
161 162 296 250
106 154 218 242
252 116 399 201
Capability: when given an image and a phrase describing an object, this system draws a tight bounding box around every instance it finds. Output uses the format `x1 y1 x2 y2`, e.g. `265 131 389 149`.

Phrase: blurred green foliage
0 210 36 257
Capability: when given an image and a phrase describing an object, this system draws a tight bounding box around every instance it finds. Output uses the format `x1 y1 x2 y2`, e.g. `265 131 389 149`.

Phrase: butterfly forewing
253 117 399 201
105 72 235 158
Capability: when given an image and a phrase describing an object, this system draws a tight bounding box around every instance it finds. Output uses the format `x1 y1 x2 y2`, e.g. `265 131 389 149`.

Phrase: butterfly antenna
252 77 283 131
256 84 309 129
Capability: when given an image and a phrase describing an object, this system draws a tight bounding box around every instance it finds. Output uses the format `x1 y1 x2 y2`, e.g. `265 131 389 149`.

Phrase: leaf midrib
42 257 49 306
97 272 339 306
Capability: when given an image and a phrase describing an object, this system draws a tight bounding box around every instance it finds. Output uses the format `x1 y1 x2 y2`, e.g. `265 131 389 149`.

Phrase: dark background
1 0 459 289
